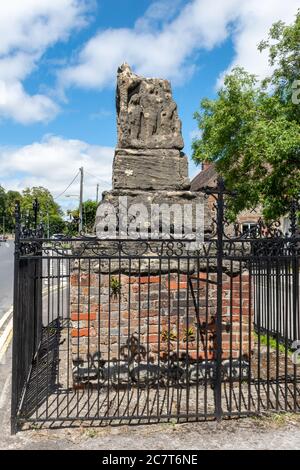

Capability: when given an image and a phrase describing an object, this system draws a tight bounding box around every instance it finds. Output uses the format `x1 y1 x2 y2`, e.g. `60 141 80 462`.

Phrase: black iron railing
10 183 300 433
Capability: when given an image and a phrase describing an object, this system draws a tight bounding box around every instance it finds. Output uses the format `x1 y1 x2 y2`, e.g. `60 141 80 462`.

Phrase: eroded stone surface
116 63 184 150
113 148 189 190
95 189 210 238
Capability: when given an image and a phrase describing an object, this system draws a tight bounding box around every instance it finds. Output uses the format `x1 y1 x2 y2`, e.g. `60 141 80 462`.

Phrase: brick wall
70 268 254 383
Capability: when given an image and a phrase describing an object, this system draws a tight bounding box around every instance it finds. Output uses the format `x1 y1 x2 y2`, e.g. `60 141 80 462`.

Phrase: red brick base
70 270 254 371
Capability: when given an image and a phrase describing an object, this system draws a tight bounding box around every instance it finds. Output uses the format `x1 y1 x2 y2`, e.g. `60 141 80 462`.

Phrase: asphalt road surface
0 241 14 319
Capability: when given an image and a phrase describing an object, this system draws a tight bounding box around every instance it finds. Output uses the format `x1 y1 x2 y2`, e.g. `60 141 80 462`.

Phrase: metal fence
11 184 300 433
253 261 300 344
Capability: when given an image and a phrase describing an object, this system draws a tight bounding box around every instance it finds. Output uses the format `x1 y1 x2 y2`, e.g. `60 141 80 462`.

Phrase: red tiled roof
190 164 218 190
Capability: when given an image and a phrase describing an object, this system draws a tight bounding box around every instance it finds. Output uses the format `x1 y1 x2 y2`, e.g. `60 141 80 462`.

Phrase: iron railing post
33 198 39 233
11 201 21 434
290 201 299 410
215 177 224 421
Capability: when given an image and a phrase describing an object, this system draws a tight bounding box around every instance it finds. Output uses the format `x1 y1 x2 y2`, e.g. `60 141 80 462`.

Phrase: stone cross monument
95 63 206 234
70 65 253 386
113 63 189 191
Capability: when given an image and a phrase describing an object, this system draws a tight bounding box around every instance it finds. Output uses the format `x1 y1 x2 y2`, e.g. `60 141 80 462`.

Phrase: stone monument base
70 268 253 386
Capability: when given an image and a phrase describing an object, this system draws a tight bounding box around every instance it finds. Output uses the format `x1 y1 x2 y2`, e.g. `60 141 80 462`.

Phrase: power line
54 171 80 200
84 170 111 187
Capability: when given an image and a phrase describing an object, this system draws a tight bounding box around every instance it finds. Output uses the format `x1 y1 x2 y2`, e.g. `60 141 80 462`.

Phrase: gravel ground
2 394 300 450
2 345 300 450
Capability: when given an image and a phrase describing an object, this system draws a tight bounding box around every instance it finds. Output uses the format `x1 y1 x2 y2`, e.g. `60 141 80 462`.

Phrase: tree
21 186 62 215
70 200 98 233
0 186 6 217
48 214 66 235
83 200 98 232
6 190 22 232
0 186 7 235
192 11 300 220
258 13 300 123
0 187 22 234
0 185 65 235
21 186 64 236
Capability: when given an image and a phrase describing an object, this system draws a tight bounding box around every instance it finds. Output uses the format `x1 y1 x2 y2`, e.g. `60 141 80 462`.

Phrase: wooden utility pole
79 167 84 233
96 183 99 203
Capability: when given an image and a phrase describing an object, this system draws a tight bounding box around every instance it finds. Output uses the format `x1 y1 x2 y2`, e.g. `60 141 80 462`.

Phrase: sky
0 0 299 212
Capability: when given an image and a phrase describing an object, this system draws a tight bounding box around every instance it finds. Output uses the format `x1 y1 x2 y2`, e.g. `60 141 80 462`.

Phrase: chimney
202 161 213 172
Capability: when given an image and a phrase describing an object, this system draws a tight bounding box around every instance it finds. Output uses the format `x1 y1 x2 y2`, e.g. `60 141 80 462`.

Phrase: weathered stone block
95 189 209 239
113 148 189 190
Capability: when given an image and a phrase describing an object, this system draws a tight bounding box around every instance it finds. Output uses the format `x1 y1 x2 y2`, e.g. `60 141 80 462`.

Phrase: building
191 163 263 236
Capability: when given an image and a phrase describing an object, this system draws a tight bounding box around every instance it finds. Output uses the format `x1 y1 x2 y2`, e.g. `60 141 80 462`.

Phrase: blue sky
0 0 298 211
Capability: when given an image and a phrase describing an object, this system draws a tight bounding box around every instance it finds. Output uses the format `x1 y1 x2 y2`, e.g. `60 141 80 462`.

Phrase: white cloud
216 0 299 87
60 0 299 92
134 0 184 33
0 135 114 209
60 0 234 88
0 81 58 124
189 129 202 141
0 0 91 124
89 108 113 120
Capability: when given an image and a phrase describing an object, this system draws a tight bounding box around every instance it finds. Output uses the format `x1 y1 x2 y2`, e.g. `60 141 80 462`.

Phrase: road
0 241 14 319
42 252 70 326
0 243 69 323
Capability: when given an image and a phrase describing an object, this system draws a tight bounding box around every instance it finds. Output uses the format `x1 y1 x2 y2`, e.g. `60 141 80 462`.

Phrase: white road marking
0 329 13 364
0 319 13 360
0 375 11 409
0 282 67 362
0 374 11 409
0 306 13 330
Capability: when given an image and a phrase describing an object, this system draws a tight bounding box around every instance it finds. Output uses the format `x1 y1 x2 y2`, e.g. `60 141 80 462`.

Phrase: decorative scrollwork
16 187 299 259
19 240 43 256
17 236 222 259
224 217 285 240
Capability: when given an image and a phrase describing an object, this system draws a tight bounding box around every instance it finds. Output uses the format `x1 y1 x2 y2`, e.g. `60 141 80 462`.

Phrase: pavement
0 239 14 432
0 339 299 451
1 389 300 450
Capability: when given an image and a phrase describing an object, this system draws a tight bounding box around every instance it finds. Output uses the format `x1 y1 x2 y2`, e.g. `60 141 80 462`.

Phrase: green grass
85 429 98 438
254 331 292 356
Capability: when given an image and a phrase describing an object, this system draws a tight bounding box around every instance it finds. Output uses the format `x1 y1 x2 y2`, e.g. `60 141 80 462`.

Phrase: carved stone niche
116 63 184 150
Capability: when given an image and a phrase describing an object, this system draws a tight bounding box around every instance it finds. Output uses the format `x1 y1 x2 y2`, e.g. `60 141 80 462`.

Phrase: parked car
51 233 67 240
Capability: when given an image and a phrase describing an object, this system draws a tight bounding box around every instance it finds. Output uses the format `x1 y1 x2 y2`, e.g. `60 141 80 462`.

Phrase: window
241 222 259 237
